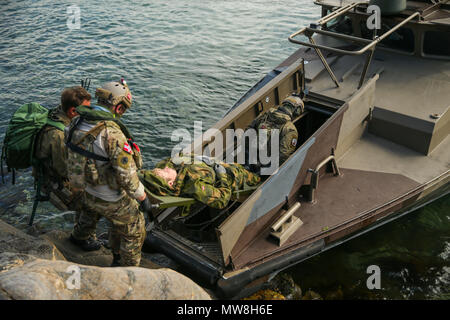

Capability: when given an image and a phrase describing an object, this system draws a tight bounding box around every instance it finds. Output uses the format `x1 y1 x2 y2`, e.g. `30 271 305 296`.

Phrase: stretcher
138 172 259 211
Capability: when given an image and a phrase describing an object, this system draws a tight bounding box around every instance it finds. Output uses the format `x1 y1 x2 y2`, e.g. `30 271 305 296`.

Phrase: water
0 0 448 299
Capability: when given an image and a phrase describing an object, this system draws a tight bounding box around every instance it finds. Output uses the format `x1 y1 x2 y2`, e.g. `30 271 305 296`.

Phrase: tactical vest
36 107 70 183
248 107 299 168
65 106 142 192
250 108 292 152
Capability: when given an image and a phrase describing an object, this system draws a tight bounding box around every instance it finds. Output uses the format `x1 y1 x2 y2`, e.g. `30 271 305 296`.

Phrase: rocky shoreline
0 218 320 300
0 219 211 300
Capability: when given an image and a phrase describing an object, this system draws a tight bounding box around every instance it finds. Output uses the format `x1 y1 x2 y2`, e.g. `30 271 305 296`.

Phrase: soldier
35 87 91 189
246 95 305 173
141 154 260 209
65 79 152 267
34 87 102 250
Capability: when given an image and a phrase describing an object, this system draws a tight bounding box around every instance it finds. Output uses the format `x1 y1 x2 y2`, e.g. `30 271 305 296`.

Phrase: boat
144 0 450 298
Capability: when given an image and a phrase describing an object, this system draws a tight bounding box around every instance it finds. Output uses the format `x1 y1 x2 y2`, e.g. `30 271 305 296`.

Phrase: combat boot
69 234 102 251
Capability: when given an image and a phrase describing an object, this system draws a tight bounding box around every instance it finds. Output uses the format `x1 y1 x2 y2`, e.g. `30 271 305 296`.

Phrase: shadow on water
285 195 450 299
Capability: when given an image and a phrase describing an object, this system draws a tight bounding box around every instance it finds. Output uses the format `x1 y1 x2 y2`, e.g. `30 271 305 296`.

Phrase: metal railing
288 2 420 88
307 155 341 203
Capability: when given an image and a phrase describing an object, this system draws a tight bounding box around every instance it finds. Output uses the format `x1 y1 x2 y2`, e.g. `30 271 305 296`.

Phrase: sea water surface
0 0 448 299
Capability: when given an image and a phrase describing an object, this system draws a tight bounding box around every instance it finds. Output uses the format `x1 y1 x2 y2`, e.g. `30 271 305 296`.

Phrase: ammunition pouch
85 158 100 185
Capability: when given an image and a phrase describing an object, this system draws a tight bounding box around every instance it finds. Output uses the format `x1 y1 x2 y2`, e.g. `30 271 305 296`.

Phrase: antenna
80 78 91 91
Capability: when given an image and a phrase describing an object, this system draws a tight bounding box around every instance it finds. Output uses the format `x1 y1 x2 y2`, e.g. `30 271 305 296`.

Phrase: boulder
0 219 65 261
301 290 323 300
243 289 286 300
269 273 302 300
41 230 161 269
0 252 211 300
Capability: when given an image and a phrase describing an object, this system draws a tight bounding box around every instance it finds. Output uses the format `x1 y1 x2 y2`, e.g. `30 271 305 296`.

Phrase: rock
269 273 302 300
0 219 65 261
301 290 323 300
243 289 286 300
41 230 161 269
0 252 211 300
41 230 114 267
325 285 344 300
24 223 46 237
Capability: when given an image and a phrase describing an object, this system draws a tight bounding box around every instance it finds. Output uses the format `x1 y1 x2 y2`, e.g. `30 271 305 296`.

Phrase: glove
139 197 154 221
214 163 227 176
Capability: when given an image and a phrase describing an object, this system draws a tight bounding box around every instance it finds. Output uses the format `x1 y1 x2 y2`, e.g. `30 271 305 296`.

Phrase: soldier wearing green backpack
34 87 104 251
1 86 102 250
34 86 91 203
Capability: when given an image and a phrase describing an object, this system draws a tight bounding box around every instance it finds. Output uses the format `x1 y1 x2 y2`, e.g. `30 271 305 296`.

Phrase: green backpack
1 102 65 183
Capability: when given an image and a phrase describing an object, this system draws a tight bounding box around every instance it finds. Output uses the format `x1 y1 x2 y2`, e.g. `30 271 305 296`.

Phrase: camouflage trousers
72 192 146 266
40 183 94 240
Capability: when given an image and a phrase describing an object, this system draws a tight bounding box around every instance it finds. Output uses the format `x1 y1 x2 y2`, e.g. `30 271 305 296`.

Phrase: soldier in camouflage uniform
65 79 152 267
34 87 103 250
35 86 91 192
246 95 305 173
141 154 260 209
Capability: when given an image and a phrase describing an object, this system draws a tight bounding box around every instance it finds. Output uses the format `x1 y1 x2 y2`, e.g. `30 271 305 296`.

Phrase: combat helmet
95 78 132 110
280 95 305 119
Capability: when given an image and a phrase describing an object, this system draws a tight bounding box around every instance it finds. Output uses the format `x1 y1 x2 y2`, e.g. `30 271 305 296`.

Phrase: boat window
324 13 354 35
423 30 450 56
360 21 415 53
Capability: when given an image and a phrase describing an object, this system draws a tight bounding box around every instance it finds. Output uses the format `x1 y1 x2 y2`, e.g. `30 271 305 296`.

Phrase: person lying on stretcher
140 154 260 209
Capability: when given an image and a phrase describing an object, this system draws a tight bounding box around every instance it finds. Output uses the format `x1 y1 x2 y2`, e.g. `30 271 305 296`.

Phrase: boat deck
231 124 449 268
231 162 420 269
339 131 450 184
304 50 450 122
231 47 450 269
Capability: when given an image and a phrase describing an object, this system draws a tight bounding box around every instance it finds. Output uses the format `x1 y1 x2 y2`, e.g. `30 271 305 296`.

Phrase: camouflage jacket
35 106 71 184
65 106 145 202
250 104 299 164
142 155 260 209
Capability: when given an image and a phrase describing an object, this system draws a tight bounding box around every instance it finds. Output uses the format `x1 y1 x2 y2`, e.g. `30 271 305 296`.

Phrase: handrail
288 7 420 88
306 155 340 203
288 12 420 56
316 2 361 26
